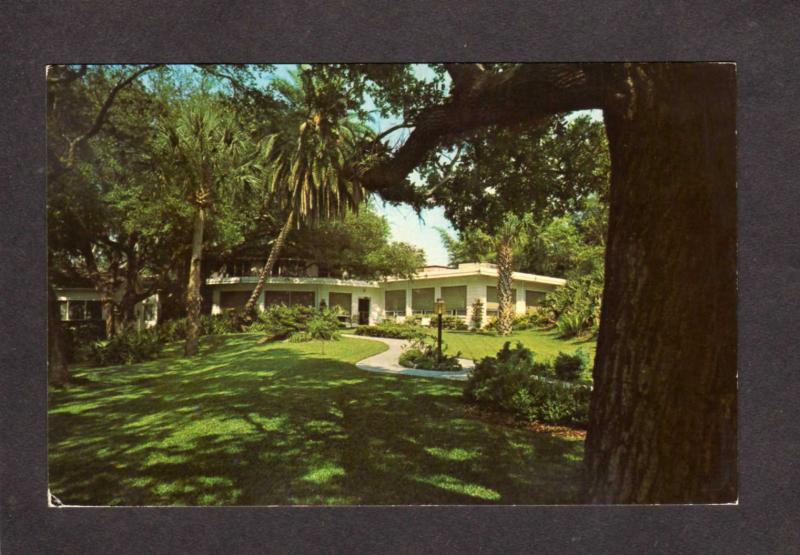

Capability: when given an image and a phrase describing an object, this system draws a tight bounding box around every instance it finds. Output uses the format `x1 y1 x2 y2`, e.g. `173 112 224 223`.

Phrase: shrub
354 322 425 340
555 312 584 339
470 298 484 329
428 315 468 331
154 313 242 343
64 321 106 363
554 349 590 382
398 336 462 371
541 269 603 338
288 331 313 343
199 312 242 335
248 305 340 342
155 318 187 342
86 329 163 366
464 341 589 427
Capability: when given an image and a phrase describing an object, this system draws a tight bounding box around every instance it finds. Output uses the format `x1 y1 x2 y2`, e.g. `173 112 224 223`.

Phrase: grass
49 334 585 506
439 328 597 363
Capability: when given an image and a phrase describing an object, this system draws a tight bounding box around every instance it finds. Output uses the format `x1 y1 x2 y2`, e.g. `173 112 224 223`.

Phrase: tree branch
65 64 163 167
359 63 614 204
444 63 485 92
374 122 415 144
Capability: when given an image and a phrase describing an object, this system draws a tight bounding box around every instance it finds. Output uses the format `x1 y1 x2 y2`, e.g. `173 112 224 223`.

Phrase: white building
54 287 159 332
206 262 565 327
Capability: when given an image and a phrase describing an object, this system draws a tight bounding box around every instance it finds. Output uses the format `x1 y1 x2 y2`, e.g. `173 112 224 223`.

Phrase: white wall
207 275 561 328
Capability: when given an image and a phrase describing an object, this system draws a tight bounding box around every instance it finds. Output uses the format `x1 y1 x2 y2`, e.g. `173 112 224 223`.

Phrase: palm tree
495 213 530 336
242 71 369 318
157 93 266 356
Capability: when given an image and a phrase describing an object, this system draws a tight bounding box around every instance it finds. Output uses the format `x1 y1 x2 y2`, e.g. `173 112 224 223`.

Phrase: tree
242 69 370 317
155 91 267 356
280 204 425 280
349 63 736 503
428 115 608 336
494 214 530 335
47 65 165 384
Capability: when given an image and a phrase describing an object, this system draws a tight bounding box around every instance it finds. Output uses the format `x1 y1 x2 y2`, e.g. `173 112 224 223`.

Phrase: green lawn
49 334 585 506
439 328 597 363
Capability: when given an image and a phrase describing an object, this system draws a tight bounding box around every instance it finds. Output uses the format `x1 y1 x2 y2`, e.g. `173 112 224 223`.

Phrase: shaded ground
49 334 585 506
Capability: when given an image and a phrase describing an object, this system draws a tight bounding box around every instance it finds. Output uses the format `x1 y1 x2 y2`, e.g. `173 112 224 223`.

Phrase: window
68 301 86 321
86 301 103 320
441 286 467 316
328 292 352 314
384 290 406 317
264 290 291 307
486 286 517 315
58 301 68 321
411 287 435 314
525 289 547 312
143 301 156 322
289 291 315 307
264 290 315 307
220 291 252 310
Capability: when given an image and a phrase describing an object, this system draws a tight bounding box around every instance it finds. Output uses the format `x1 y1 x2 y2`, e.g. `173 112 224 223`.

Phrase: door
357 297 370 325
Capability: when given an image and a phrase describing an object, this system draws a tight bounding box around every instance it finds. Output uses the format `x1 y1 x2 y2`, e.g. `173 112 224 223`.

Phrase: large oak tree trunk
243 210 294 318
48 285 69 386
184 204 205 357
585 64 737 503
496 240 514 336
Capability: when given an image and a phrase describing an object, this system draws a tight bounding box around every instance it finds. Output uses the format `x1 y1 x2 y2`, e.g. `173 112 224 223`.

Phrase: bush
306 314 340 340
64 321 106 363
427 315 468 331
154 313 242 343
555 312 584 339
155 318 187 342
464 341 589 427
247 305 341 342
85 329 163 366
398 336 462 371
199 312 242 335
554 349 590 382
470 298 484 329
541 269 603 338
354 322 425 340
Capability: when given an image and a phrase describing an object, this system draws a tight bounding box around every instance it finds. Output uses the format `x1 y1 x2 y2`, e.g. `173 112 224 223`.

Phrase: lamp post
434 298 445 364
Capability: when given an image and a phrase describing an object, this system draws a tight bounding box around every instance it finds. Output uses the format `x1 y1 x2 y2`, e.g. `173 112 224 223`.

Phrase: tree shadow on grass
49 334 585 506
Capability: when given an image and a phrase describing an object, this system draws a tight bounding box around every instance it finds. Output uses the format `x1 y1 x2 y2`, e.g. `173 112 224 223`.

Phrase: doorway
357 297 370 325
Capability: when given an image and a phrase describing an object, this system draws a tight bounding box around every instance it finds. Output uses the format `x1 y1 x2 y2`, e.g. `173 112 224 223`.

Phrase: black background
2 2 799 553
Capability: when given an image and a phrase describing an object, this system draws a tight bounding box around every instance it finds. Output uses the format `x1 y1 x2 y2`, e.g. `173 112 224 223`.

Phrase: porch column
211 289 221 315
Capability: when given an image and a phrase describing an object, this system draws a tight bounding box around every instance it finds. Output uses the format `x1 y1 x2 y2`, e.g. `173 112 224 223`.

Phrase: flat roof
206 263 566 287
205 276 381 288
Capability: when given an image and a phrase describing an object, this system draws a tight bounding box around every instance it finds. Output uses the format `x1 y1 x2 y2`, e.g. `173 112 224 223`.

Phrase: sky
268 64 602 266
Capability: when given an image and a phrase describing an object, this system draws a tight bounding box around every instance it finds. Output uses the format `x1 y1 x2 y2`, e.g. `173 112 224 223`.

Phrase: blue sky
268 64 602 265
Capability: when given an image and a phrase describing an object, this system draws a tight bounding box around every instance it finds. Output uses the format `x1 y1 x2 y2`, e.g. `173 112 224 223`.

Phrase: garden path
341 335 474 381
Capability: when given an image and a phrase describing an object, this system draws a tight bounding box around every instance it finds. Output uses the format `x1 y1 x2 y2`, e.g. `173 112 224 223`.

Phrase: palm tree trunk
496 239 514 336
184 203 205 357
243 210 294 318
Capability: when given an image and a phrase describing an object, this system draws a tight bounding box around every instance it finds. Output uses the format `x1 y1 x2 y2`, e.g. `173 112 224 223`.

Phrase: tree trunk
184 204 205 357
102 297 115 338
496 239 514 336
48 285 69 386
584 64 737 503
243 210 295 318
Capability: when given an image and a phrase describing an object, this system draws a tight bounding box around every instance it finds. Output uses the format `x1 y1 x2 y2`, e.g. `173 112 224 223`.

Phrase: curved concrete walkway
342 334 474 381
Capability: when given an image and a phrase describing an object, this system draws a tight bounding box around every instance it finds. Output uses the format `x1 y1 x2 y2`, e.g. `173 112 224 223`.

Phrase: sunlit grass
49 333 584 505
440 328 597 362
